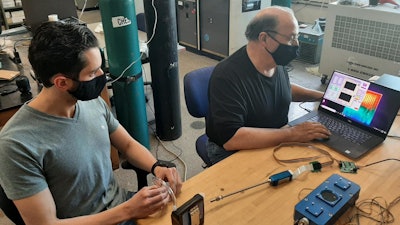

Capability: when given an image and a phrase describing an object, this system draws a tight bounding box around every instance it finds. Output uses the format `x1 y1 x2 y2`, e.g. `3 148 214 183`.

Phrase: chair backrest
183 66 214 118
184 66 214 167
136 13 147 33
0 185 25 225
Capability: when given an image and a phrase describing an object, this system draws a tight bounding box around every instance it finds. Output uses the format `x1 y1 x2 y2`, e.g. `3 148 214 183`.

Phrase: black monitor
21 0 78 32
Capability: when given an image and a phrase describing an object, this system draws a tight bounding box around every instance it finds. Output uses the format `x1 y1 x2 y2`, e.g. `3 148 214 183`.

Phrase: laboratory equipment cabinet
176 0 271 58
319 2 400 80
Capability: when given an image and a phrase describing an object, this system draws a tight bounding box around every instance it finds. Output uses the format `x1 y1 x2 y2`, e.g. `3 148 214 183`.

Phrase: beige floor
0 9 326 224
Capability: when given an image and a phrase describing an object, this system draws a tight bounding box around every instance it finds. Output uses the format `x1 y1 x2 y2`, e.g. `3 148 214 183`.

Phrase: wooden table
138 116 400 225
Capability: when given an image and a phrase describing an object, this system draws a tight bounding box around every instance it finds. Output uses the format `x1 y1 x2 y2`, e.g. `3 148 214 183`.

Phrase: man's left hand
154 166 182 194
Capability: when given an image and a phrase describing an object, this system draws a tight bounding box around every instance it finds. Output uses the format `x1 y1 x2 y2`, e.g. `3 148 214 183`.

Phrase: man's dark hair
245 14 278 41
28 21 99 88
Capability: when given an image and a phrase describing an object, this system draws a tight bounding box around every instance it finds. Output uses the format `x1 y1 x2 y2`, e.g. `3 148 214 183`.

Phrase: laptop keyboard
309 114 372 144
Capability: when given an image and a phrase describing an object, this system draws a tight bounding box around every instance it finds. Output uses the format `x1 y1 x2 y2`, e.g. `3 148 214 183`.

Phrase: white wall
229 0 272 55
134 0 144 14
292 2 329 24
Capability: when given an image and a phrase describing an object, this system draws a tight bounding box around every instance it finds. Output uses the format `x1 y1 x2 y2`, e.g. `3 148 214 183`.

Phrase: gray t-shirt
0 97 125 219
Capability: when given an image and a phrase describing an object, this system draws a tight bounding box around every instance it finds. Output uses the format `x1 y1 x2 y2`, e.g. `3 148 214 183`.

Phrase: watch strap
151 160 176 175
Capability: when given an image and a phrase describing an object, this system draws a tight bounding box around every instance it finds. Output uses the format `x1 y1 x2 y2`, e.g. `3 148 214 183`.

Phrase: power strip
294 174 360 225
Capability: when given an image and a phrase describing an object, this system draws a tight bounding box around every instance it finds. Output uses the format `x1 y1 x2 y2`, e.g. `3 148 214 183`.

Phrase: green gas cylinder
99 0 150 149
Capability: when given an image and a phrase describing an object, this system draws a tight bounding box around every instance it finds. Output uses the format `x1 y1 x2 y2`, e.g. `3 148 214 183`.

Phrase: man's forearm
15 189 132 225
124 142 157 173
223 126 292 150
291 84 323 102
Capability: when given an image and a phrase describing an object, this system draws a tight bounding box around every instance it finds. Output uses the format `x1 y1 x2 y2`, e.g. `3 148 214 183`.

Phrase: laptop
289 70 400 159
21 0 78 32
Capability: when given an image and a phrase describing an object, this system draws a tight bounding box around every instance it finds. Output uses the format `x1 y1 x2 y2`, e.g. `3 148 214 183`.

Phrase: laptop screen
21 0 78 32
320 70 400 135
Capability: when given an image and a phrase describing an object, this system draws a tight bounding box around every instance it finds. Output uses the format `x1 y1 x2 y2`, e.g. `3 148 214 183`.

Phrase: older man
206 6 331 164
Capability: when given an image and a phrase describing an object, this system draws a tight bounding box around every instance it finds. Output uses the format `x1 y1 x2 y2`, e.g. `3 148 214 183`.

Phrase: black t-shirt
206 46 292 147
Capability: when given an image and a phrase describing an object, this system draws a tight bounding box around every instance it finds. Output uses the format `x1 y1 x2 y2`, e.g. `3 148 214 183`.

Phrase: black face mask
68 74 107 101
265 42 299 66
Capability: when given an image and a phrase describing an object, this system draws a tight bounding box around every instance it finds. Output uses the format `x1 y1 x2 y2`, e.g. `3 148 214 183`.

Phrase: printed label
111 16 131 28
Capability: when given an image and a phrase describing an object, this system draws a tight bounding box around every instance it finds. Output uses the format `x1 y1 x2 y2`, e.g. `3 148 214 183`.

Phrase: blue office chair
136 13 146 33
183 66 215 168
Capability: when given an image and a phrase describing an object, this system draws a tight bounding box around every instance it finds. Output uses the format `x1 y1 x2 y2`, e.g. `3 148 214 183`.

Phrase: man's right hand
290 121 331 142
126 185 170 219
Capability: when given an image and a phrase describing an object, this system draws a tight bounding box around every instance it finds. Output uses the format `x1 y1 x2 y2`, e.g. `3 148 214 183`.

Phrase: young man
206 6 331 164
0 22 182 225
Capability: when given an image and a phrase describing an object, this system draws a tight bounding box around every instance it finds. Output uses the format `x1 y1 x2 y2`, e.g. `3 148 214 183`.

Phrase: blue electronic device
294 174 360 225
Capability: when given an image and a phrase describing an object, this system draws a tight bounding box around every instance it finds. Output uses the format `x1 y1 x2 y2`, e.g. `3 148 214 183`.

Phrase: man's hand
153 167 182 194
290 121 331 142
126 185 170 218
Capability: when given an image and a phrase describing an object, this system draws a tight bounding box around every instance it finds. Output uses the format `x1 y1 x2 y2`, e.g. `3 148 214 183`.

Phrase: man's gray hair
244 6 295 41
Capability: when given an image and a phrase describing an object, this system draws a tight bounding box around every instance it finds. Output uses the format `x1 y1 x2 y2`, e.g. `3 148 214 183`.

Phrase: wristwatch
151 160 176 175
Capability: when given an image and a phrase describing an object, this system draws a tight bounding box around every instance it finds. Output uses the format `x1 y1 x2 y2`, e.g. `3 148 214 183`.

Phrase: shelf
4 6 22 12
1 0 24 30
8 21 22 28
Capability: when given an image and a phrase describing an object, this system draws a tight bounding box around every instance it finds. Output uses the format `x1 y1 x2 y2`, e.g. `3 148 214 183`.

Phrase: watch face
158 162 169 167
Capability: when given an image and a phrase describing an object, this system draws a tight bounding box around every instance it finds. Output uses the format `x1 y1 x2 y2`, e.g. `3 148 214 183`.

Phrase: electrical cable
273 142 338 168
103 0 187 180
388 113 400 139
210 162 323 203
109 52 144 84
387 134 400 140
142 57 188 181
146 103 187 181
144 0 158 45
78 0 88 21
109 0 157 84
11 37 32 64
169 141 184 162
271 143 400 224
358 158 400 168
297 188 313 201
274 144 400 222
291 164 314 179
116 79 187 181
13 37 32 50
153 134 188 182
297 97 321 113
273 143 400 174
353 196 398 224
298 101 312 112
